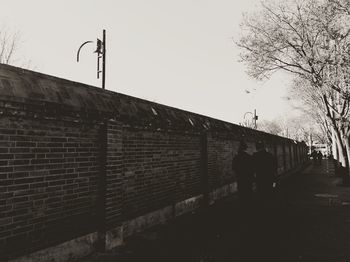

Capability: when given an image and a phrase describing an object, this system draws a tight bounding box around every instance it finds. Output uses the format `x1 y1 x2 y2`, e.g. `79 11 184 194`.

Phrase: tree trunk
343 136 350 177
332 128 338 161
331 125 346 167
335 134 347 168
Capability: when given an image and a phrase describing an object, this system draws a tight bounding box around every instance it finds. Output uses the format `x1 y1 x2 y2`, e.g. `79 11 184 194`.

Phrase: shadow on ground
81 160 350 262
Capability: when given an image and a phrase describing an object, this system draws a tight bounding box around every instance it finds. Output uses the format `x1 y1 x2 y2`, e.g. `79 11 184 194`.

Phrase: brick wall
207 133 236 190
122 128 201 219
0 113 308 261
0 116 101 260
0 64 309 261
105 121 123 229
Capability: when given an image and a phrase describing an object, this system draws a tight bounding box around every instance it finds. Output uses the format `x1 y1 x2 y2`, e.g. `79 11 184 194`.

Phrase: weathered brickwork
207 134 236 190
122 128 201 219
105 121 123 229
285 143 292 170
0 116 101 260
276 144 285 174
0 64 309 261
291 144 295 167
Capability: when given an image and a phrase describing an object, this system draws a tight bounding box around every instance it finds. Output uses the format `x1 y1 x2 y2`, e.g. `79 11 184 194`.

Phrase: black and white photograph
1 1 349 261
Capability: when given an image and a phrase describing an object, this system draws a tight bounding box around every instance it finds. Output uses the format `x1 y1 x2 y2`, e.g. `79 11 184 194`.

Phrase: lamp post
243 109 258 129
77 29 106 90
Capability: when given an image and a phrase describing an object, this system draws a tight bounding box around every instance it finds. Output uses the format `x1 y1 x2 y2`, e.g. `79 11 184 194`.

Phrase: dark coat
233 151 254 197
253 150 277 197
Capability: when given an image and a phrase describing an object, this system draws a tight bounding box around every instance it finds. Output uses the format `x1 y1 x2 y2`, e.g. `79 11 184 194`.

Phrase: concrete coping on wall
0 64 305 146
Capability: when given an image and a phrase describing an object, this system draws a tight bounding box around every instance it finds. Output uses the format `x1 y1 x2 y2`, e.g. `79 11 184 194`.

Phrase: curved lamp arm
77 41 93 62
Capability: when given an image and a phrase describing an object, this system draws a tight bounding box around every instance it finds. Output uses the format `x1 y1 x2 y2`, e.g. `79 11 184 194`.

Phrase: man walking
253 141 277 203
232 141 254 207
253 141 278 261
232 140 255 261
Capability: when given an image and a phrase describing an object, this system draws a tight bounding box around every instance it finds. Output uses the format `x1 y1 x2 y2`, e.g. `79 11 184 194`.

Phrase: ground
81 160 350 262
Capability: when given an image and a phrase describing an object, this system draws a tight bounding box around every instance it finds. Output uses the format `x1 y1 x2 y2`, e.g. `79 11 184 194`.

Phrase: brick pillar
96 119 124 251
282 142 286 172
289 143 293 168
200 131 209 207
273 143 278 177
97 120 107 252
104 120 124 250
296 144 299 164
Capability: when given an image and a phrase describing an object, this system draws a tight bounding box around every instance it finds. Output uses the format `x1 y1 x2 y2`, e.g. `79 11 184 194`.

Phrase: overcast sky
1 0 299 125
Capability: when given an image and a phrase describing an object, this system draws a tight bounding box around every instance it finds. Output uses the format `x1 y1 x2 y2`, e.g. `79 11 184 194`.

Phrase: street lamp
77 29 107 90
243 109 258 129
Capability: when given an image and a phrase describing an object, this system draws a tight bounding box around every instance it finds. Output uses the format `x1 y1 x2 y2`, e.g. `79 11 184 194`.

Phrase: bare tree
258 114 323 144
238 0 350 176
290 78 338 157
258 119 283 135
0 26 32 68
0 28 20 64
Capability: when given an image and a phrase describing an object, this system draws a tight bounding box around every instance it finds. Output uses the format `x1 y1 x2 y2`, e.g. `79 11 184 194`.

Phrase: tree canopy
238 0 350 175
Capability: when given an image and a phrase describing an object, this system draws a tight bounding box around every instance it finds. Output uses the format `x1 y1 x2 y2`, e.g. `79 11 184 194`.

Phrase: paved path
82 160 350 262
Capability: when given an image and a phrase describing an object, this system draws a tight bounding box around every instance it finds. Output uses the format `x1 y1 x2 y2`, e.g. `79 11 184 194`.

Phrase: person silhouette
311 150 318 165
317 151 323 165
233 140 255 261
232 140 254 207
252 141 279 261
253 141 277 204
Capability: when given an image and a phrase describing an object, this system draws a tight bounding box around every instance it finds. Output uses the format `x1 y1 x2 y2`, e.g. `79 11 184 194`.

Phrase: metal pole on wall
102 29 106 90
309 132 313 154
77 29 107 90
254 109 257 129
243 110 258 129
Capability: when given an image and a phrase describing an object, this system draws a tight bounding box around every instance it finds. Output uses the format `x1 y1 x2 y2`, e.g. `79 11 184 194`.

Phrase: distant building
312 143 329 156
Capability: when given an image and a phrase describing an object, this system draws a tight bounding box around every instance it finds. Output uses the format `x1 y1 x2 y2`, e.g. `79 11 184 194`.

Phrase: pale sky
1 0 299 124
